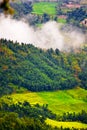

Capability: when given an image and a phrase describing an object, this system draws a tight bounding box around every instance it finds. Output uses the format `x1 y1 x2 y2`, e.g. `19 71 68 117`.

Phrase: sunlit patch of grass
46 118 87 129
0 92 44 105
32 2 57 15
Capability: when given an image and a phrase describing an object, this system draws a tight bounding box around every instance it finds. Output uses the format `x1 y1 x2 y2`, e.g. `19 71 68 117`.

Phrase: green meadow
46 118 87 129
0 87 87 115
32 2 57 15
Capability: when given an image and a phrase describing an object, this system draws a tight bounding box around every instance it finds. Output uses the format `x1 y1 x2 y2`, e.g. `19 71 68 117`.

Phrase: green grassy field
46 118 87 129
0 87 87 115
32 2 57 15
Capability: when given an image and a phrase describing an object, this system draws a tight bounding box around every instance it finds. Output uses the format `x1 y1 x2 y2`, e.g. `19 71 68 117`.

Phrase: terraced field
46 118 87 129
0 87 87 115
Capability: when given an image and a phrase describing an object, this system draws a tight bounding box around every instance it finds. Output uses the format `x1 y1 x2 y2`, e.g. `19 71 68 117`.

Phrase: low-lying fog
0 14 86 51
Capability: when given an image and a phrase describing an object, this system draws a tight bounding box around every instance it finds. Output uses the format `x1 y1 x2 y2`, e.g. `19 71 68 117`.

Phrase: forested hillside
0 39 87 96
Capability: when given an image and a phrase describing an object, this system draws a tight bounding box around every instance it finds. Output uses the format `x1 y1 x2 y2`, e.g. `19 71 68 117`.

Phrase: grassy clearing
32 2 57 15
0 87 87 114
38 87 87 114
46 118 87 129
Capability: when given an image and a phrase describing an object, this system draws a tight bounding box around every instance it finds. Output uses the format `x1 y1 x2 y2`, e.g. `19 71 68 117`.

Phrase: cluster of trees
0 101 56 120
27 13 52 26
0 101 87 130
0 112 55 130
58 110 87 124
1 112 86 130
0 99 56 130
0 39 87 95
67 7 87 26
11 1 33 19
0 100 87 130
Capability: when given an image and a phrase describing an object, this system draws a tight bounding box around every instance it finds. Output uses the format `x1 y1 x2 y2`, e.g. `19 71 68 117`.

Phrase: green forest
0 39 87 95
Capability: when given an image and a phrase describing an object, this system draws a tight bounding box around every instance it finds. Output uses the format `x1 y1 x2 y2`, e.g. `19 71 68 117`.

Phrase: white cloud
0 14 85 51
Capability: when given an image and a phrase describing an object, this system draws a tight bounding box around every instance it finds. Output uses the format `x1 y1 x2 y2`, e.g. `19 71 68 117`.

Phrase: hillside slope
0 39 87 96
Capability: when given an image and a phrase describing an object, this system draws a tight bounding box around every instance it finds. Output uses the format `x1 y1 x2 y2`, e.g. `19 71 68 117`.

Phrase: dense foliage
0 112 54 130
0 39 87 96
1 112 86 130
67 7 87 26
0 101 56 120
0 101 87 130
58 110 87 124
11 1 32 19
